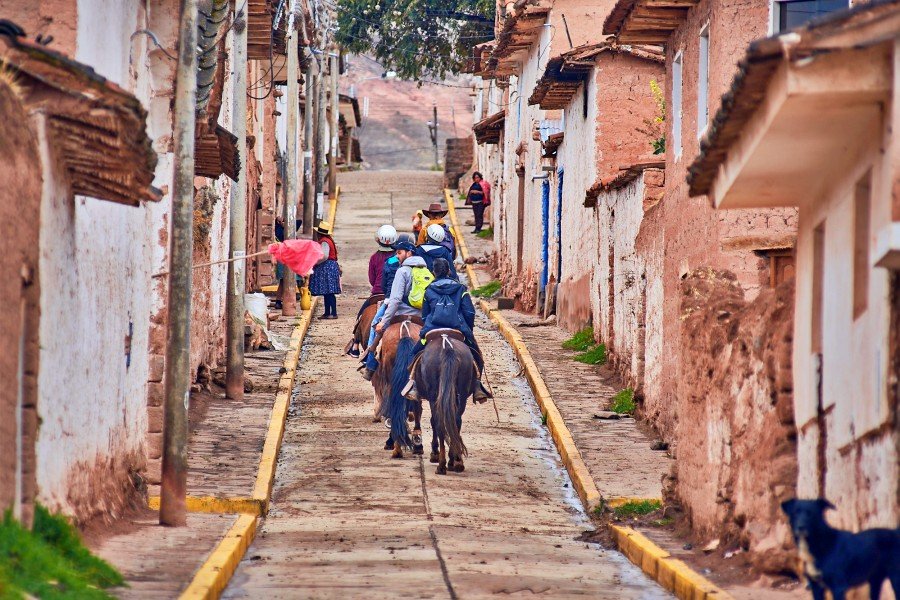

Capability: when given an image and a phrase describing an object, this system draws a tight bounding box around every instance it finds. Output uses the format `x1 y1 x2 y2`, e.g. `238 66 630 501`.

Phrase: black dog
781 499 900 599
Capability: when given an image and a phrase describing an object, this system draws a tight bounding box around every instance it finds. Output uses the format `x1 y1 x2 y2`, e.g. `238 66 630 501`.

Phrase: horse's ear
816 498 836 512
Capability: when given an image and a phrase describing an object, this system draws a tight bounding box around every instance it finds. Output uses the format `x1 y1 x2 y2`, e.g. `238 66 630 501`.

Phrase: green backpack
405 266 434 309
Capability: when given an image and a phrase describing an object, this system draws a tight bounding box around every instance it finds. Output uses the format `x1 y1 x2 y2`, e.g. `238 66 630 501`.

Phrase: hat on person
422 202 448 219
393 240 416 252
314 221 333 236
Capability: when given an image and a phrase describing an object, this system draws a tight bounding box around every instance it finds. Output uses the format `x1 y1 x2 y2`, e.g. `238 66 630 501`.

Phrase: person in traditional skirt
309 221 341 319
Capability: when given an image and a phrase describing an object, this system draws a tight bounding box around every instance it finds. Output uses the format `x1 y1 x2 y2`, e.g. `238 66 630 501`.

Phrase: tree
335 0 495 80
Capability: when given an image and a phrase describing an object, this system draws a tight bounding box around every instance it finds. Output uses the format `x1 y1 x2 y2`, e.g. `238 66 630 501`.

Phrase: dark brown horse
372 317 423 458
352 295 382 354
409 331 478 474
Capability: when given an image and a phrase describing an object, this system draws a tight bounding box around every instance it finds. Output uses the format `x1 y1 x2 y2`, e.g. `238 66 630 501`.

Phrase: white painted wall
35 0 153 516
557 81 598 284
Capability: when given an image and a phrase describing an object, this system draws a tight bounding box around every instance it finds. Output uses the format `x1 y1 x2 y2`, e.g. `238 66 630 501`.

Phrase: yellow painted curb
445 188 732 600
251 295 317 513
179 513 258 600
147 495 262 516
611 526 734 600
444 189 482 289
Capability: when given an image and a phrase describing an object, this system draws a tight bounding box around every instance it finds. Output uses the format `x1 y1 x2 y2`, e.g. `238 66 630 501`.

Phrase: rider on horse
402 258 492 403
346 225 397 358
415 224 458 281
359 240 425 380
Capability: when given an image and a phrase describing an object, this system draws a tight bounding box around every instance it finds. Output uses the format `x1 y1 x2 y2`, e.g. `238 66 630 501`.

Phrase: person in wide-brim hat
309 221 341 319
314 221 333 236
422 202 448 219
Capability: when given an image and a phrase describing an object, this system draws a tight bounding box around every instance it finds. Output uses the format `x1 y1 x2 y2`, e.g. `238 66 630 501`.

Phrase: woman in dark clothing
308 221 342 319
465 172 488 234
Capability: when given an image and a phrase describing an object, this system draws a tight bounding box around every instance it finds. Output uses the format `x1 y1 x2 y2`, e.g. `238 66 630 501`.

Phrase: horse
409 330 478 474
372 316 424 458
352 295 382 354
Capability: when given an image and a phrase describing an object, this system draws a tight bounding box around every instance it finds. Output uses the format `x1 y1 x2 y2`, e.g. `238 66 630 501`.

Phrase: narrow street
223 171 669 598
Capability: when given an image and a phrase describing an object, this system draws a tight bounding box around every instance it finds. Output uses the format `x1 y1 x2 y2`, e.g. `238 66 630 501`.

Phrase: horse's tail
436 341 467 458
387 329 416 449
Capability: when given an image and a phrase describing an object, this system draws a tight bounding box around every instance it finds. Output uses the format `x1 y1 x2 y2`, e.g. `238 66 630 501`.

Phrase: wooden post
161 0 199 527
302 49 315 235
225 7 248 400
281 9 300 316
328 50 339 196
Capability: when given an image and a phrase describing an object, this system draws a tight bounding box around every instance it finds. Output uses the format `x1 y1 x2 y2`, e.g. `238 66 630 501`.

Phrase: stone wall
674 269 797 573
443 137 474 190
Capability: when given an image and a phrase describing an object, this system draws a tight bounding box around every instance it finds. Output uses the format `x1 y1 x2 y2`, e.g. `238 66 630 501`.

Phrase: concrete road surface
223 172 670 599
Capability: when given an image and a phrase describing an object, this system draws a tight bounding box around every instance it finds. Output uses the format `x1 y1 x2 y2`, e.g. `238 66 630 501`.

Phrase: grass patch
612 499 662 518
471 280 501 298
562 327 595 352
574 343 607 365
0 505 125 599
609 388 636 414
651 517 674 527
475 227 493 239
540 411 548 426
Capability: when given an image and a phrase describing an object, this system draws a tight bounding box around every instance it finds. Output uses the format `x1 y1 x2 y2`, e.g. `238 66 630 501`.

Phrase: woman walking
309 221 342 319
465 172 490 234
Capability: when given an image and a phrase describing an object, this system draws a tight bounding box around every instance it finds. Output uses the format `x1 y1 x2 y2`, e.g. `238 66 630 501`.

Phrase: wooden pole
328 50 339 197
302 49 315 235
161 0 199 527
282 9 300 316
225 7 248 400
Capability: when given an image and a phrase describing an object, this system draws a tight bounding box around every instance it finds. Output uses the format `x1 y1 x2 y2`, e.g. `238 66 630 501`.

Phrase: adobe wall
647 0 798 440
594 53 664 182
556 83 597 331
496 27 553 311
0 83 42 526
791 136 898 534
549 0 617 55
675 269 797 573
0 0 77 54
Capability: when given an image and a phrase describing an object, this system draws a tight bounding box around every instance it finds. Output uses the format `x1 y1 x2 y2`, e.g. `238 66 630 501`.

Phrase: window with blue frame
775 0 849 32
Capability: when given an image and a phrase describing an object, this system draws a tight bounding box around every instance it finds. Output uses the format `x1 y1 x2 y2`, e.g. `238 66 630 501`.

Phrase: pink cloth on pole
268 239 322 276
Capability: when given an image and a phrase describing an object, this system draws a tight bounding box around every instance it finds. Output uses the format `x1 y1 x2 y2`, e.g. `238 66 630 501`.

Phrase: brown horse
410 331 478 474
371 317 423 458
352 295 382 353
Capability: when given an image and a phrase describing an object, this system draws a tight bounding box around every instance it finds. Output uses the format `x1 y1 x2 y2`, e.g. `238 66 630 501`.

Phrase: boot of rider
402 378 419 401
473 379 492 402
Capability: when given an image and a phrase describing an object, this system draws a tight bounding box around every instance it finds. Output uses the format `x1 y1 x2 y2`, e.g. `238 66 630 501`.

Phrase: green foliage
639 79 666 155
335 0 495 79
610 388 636 414
540 411 548 426
612 499 662 518
475 227 493 239
471 280 500 298
562 327 595 352
574 343 607 365
0 505 124 599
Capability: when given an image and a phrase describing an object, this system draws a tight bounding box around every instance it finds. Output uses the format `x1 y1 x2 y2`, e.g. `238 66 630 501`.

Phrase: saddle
424 328 465 343
387 314 424 327
363 293 384 307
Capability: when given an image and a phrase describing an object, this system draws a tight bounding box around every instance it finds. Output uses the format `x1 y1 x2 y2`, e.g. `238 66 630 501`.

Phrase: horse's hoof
452 462 465 473
412 445 424 456
391 448 403 459
384 440 394 450
372 416 381 423
429 452 439 463
407 412 414 422
436 465 447 475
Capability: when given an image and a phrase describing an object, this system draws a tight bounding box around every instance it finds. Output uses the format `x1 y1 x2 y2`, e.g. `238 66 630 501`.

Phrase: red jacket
368 250 393 294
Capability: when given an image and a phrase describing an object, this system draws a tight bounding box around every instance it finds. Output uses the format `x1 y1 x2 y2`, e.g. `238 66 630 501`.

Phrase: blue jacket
381 255 401 298
415 244 458 281
420 278 475 338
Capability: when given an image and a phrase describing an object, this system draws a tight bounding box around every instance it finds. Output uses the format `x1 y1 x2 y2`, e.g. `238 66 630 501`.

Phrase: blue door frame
556 169 564 281
540 180 550 293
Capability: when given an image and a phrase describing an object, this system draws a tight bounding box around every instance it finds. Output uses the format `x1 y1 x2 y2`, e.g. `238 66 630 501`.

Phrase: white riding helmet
426 223 446 244
376 224 398 248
